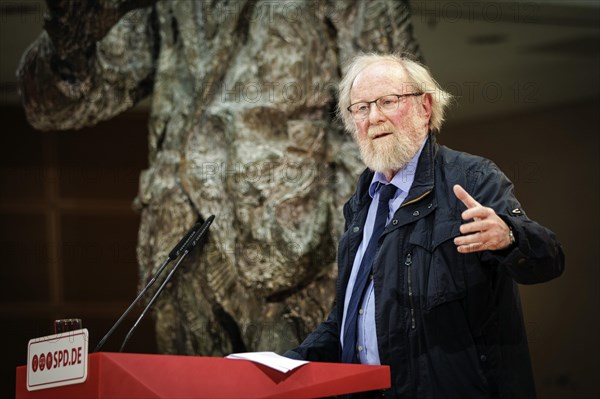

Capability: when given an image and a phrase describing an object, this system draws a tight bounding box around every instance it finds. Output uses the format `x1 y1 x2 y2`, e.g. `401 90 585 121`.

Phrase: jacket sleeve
283 306 340 362
469 160 565 284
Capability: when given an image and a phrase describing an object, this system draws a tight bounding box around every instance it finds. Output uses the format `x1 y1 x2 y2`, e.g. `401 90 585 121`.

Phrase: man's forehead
351 61 410 99
355 60 408 82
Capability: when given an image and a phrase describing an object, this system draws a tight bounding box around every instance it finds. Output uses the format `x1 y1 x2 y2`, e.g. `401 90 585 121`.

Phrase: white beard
355 111 426 175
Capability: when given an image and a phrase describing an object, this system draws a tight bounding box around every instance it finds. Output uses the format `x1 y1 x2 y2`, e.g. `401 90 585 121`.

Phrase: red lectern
16 352 390 398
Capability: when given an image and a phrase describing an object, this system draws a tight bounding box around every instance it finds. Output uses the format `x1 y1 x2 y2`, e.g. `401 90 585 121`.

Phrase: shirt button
480 354 487 362
358 308 364 315
352 226 360 233
392 219 398 225
413 210 420 216
357 345 364 352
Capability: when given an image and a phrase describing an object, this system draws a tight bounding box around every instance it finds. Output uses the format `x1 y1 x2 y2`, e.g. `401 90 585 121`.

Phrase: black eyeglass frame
347 92 425 116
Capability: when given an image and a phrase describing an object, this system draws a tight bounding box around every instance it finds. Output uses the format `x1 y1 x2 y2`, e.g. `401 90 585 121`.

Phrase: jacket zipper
405 249 416 330
401 189 432 208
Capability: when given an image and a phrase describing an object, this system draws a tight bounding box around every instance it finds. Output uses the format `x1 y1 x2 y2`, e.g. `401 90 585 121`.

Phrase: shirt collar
368 137 428 198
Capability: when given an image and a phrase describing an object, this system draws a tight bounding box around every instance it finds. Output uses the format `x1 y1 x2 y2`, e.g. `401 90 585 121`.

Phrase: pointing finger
453 184 480 209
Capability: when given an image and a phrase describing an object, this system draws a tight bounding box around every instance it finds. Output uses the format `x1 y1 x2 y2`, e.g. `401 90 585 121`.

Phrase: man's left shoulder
436 144 497 171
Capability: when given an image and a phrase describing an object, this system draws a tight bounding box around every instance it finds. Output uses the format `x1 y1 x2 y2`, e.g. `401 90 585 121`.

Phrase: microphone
94 222 202 352
118 215 215 352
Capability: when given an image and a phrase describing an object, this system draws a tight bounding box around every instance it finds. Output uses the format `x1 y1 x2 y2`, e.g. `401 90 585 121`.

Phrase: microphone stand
119 215 215 352
94 222 201 352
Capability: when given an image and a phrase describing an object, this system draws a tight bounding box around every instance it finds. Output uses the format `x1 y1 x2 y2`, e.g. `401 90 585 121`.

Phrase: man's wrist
508 228 516 247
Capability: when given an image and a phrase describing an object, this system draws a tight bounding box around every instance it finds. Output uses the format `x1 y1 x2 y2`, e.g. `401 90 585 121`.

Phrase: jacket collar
403 132 436 206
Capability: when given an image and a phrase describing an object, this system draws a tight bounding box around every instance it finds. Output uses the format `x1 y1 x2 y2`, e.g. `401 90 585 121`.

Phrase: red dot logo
39 353 46 371
32 355 39 372
46 352 53 370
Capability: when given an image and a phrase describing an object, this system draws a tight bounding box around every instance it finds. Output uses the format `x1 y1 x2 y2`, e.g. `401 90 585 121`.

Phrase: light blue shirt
341 138 426 364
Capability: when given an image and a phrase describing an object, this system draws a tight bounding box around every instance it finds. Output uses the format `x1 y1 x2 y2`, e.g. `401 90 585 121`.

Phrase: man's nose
368 102 387 124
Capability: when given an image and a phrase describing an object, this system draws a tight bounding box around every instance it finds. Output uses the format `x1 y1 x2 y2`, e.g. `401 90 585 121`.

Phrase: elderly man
284 53 564 399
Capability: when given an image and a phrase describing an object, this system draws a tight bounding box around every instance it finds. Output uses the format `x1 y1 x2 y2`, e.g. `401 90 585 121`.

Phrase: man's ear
421 93 433 120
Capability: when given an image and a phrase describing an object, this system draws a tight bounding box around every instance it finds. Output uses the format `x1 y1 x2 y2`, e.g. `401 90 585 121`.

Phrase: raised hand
452 184 513 253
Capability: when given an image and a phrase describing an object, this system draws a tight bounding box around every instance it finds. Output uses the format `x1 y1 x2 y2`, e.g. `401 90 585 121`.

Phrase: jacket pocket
408 219 466 311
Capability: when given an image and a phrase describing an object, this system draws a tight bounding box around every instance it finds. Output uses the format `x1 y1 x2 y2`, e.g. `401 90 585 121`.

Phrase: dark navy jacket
285 134 564 398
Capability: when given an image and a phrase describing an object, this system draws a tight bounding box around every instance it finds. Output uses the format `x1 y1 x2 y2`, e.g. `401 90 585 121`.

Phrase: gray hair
337 53 453 134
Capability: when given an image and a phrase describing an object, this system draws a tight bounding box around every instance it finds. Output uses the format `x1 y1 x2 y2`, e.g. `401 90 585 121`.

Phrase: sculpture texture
18 0 420 355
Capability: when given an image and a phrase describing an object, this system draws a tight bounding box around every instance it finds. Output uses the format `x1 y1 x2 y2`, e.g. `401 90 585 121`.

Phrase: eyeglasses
347 93 424 120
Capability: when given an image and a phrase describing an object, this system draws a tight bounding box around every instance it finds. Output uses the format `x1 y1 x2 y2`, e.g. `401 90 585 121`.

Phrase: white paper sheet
226 351 309 373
